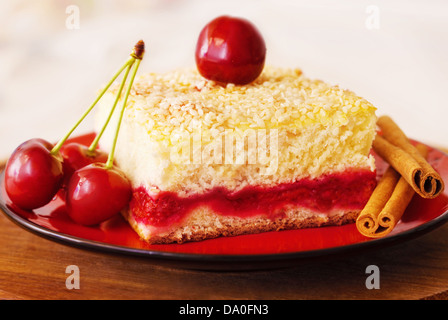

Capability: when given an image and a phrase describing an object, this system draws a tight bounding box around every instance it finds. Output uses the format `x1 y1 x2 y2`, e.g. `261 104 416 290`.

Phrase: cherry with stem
66 41 145 226
56 51 139 181
58 57 134 184
58 41 145 184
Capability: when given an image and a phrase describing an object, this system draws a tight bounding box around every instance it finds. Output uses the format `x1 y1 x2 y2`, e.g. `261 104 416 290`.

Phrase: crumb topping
108 66 376 142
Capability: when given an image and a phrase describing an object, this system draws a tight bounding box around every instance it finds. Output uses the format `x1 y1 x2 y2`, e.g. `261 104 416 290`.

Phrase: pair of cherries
4 40 145 226
4 140 130 226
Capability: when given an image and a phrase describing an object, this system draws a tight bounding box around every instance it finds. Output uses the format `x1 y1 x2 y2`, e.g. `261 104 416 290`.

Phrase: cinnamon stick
356 166 400 237
356 144 429 238
372 135 424 197
376 115 444 198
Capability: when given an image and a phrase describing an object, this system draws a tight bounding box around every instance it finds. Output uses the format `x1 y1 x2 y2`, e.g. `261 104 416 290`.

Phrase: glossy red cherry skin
195 15 266 85
66 163 132 226
59 142 108 185
4 138 64 210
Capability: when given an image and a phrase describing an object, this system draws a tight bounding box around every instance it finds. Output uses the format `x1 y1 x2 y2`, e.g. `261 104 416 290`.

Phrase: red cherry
66 163 132 226
195 15 266 85
59 142 108 184
4 138 64 210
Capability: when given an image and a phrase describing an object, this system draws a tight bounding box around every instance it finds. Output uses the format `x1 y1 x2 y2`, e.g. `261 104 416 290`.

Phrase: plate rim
2 170 448 265
1 141 448 268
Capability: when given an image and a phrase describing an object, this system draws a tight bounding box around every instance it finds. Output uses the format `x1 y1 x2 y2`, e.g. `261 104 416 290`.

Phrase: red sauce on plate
3 133 447 258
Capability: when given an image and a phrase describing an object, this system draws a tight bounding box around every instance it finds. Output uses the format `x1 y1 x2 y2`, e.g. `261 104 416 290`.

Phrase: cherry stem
105 58 142 169
50 56 136 155
88 40 145 156
87 59 135 154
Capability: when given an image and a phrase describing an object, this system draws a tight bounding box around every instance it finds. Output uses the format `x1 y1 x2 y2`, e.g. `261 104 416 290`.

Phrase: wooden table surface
2 158 448 301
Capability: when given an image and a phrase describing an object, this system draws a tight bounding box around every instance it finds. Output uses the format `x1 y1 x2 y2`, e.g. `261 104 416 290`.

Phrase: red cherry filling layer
129 169 377 228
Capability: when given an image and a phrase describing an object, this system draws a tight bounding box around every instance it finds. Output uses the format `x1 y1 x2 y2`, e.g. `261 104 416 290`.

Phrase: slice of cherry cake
94 66 377 244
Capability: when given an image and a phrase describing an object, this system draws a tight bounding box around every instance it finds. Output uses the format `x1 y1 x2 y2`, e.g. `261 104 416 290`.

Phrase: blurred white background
1 0 447 159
